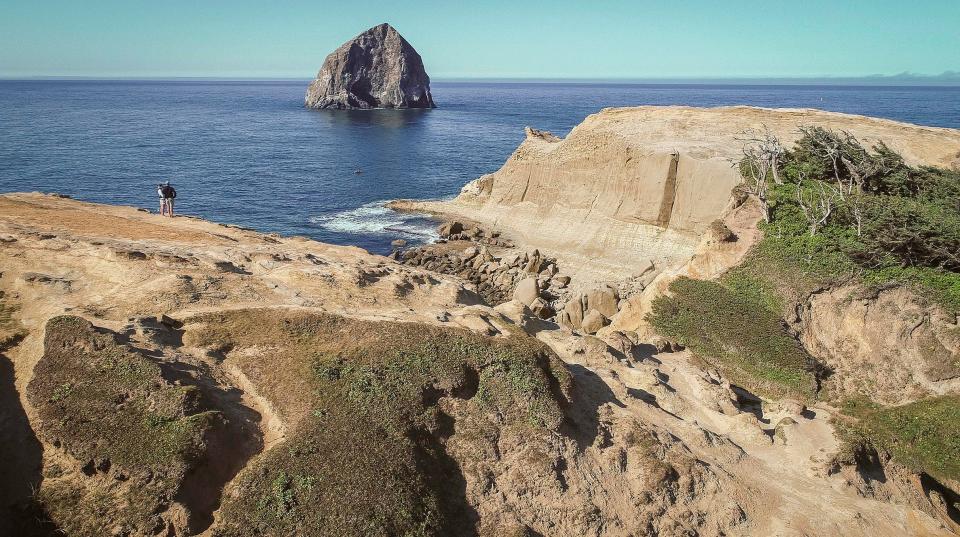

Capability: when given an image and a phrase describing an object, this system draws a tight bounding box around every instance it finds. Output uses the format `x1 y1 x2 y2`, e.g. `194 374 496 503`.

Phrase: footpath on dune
1 105 959 536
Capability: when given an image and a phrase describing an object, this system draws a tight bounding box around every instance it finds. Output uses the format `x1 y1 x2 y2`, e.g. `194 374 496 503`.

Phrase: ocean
1 80 959 254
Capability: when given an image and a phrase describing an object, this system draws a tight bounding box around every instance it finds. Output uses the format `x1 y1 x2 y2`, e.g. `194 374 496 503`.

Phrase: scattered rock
438 221 465 237
528 297 554 319
709 219 737 243
402 244 556 307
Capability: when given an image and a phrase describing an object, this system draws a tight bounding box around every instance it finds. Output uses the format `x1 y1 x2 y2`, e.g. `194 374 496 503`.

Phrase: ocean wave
310 201 439 241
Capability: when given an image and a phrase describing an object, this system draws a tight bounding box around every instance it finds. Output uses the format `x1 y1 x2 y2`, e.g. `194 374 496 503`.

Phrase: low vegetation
184 309 571 537
649 277 818 400
653 126 960 485
840 396 960 483
740 125 960 313
26 316 219 536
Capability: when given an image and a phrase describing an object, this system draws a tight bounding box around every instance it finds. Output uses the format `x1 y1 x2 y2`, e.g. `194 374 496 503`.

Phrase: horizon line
2 75 960 87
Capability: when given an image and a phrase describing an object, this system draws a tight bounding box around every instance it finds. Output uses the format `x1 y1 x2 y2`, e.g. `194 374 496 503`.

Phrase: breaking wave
309 201 439 241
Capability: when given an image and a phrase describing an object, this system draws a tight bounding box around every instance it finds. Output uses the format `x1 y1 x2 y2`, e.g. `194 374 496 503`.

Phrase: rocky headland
393 106 960 282
305 23 435 110
2 105 960 536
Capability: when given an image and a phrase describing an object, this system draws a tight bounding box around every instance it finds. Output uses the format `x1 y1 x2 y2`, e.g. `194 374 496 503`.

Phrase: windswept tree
736 126 785 221
794 172 838 236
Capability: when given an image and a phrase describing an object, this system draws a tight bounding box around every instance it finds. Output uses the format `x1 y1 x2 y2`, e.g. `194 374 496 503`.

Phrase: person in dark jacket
157 181 177 217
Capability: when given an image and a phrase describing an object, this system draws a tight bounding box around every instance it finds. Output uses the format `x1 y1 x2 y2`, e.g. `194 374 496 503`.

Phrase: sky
1 0 958 80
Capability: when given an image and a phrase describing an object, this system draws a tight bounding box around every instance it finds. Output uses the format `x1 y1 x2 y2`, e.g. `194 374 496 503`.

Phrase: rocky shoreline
393 219 659 337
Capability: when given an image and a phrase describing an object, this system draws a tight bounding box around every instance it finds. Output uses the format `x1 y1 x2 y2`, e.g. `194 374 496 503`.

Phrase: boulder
585 286 620 318
493 300 536 333
581 309 609 334
305 23 435 110
390 239 407 248
551 274 571 288
773 417 798 445
462 245 479 259
524 257 542 274
539 263 558 277
438 221 465 237
650 336 683 353
513 278 540 306
500 253 521 267
601 330 635 360
529 297 554 319
558 297 585 330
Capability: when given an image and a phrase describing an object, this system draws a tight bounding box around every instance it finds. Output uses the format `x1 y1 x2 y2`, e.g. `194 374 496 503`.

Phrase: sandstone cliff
305 23 435 110
396 106 960 282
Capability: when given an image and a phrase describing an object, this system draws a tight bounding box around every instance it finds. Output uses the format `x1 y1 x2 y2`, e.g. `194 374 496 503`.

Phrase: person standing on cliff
157 181 177 217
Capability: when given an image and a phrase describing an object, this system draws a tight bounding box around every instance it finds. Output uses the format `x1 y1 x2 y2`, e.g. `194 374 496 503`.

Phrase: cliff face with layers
398 106 960 282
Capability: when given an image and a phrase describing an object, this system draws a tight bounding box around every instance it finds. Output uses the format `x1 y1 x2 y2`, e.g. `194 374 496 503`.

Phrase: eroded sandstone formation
394 106 960 281
305 23 435 110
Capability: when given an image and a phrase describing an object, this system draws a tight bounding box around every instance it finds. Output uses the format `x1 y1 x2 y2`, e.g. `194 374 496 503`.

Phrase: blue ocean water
1 80 959 254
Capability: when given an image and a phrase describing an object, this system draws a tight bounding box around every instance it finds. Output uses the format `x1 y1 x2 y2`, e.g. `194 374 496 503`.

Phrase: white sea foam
310 201 439 240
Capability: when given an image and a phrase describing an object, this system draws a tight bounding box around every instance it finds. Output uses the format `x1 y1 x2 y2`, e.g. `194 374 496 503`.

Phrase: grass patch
26 315 219 535
840 396 960 483
648 277 819 400
185 309 572 537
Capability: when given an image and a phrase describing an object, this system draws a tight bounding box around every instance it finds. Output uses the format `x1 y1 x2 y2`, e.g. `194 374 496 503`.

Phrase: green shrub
756 127 960 313
649 277 819 400
26 316 219 536
841 396 960 483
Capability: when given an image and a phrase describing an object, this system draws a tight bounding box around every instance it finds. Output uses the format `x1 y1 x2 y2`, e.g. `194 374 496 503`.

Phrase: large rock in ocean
305 23 436 110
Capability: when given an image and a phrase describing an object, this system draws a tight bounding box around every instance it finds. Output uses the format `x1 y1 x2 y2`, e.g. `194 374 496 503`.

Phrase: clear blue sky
1 0 958 79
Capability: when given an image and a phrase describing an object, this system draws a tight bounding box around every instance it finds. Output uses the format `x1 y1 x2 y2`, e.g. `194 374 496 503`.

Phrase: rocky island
2 107 960 536
305 23 435 110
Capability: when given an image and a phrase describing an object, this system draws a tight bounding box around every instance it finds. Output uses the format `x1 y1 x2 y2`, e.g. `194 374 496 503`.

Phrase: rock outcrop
792 284 960 405
305 23 435 110
395 106 960 281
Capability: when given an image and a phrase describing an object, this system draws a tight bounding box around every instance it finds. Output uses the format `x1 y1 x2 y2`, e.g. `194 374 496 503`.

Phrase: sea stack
305 23 436 110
